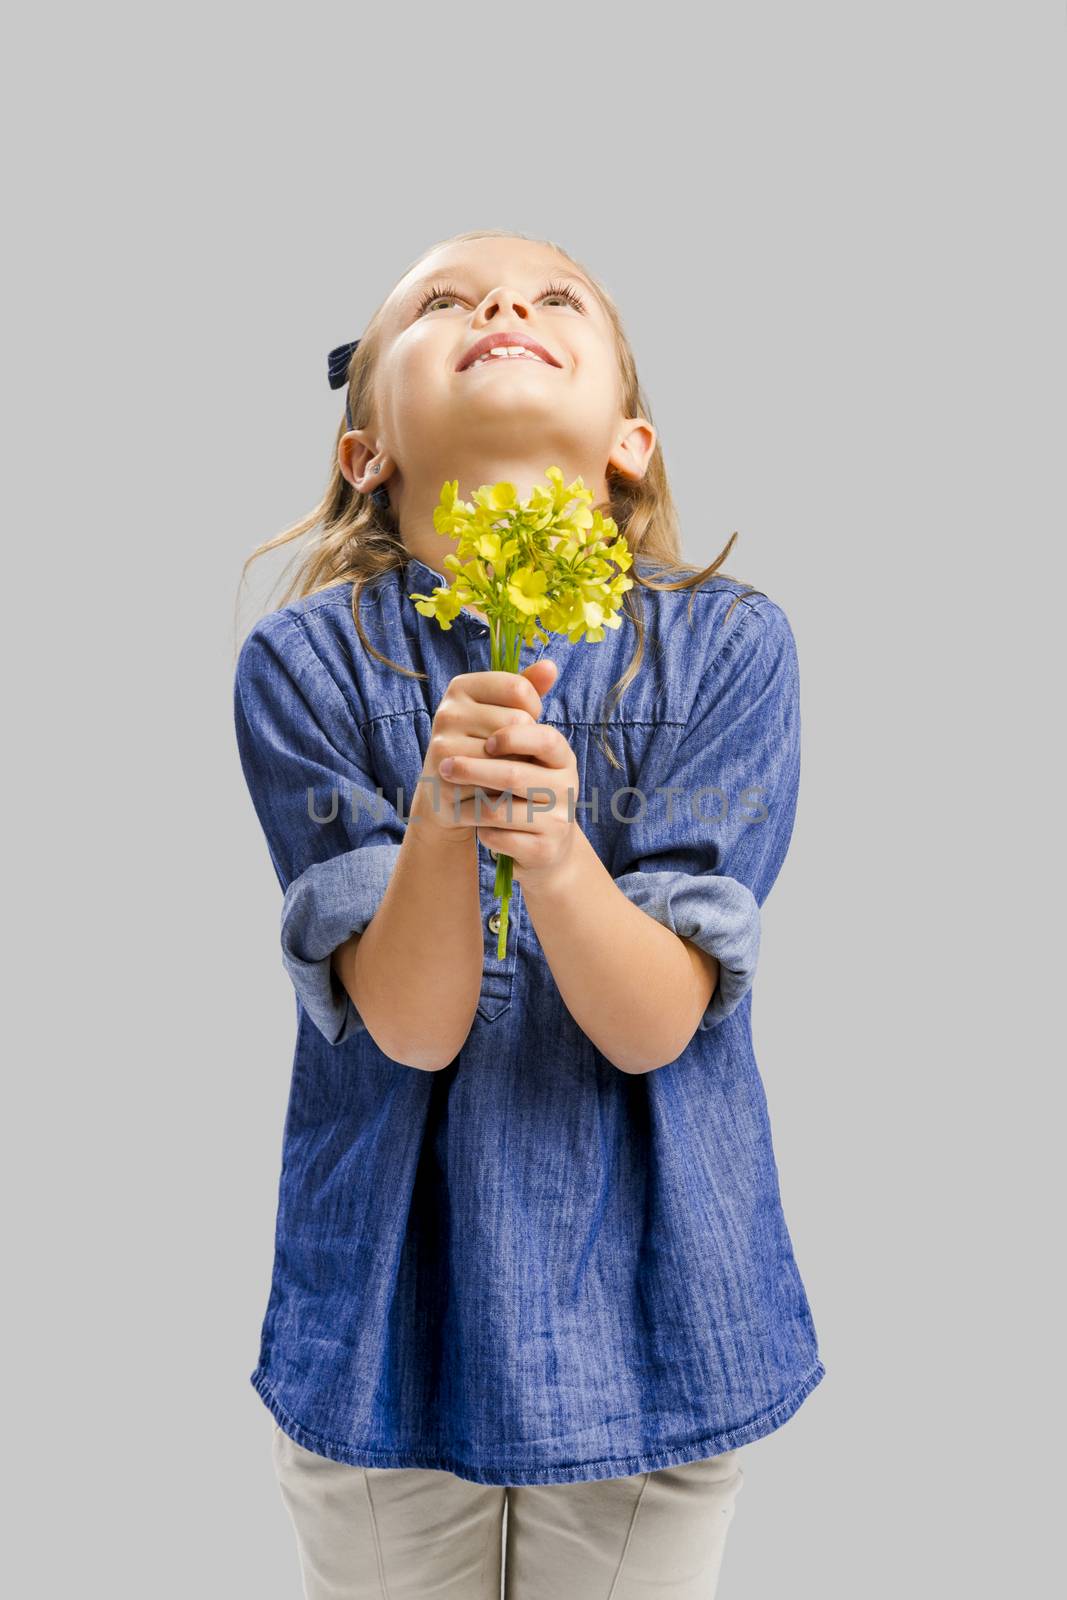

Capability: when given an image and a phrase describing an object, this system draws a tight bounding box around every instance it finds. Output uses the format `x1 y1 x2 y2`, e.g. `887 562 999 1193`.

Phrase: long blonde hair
237 229 764 768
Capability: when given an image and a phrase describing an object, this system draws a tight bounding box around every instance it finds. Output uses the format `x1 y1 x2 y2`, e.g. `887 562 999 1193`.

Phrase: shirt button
488 911 502 934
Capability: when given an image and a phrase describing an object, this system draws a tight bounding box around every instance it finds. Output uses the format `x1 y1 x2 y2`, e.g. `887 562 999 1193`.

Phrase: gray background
5 2 1062 1594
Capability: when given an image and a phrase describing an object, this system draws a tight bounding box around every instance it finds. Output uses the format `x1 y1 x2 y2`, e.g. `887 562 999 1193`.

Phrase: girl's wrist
405 803 475 853
515 828 589 904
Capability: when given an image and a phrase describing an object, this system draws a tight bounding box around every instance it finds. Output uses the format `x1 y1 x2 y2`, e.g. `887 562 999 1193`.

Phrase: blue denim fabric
233 553 826 1486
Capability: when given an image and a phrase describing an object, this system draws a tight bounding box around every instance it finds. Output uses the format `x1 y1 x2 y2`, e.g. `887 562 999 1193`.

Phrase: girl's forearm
332 822 484 1070
520 828 720 1074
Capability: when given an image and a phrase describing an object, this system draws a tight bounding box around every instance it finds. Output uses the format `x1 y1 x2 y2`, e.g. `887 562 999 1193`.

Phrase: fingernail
440 757 454 775
484 735 497 753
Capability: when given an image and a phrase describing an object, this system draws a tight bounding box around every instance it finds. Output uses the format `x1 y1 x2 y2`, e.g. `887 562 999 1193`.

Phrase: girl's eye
415 280 587 316
542 280 587 311
415 283 463 315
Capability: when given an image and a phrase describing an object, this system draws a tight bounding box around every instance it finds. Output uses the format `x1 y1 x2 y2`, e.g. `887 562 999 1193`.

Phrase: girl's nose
475 286 531 320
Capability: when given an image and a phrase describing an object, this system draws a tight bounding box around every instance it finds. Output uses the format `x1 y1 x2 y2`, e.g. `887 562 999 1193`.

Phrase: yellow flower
472 481 519 515
605 535 633 571
432 479 478 537
472 531 521 567
506 565 549 617
410 584 466 629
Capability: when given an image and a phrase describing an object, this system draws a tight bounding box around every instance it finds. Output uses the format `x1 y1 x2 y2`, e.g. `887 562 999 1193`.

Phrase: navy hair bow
328 339 360 431
328 340 360 391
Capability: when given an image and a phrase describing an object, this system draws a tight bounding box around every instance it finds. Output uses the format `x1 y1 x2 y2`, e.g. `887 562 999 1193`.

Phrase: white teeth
469 346 549 368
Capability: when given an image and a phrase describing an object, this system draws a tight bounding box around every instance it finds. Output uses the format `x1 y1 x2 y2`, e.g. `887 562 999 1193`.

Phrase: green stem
488 608 521 959
493 849 513 960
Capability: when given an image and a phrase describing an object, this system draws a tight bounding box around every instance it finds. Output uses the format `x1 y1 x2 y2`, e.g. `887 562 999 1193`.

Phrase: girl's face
340 238 655 530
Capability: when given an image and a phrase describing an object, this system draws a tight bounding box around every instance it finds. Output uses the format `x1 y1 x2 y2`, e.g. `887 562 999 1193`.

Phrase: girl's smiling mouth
456 331 561 371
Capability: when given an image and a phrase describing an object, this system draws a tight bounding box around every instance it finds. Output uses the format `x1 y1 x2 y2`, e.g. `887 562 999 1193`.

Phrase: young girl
234 228 826 1600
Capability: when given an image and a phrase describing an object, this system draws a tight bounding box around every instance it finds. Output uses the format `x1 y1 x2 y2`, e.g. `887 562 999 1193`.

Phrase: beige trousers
271 1419 745 1600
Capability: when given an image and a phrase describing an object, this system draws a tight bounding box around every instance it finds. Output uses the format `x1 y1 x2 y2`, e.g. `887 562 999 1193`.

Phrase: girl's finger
459 798 537 833
482 722 567 761
441 750 561 796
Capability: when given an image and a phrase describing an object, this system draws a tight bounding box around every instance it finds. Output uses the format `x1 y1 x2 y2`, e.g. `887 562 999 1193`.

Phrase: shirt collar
403 553 451 590
401 551 494 637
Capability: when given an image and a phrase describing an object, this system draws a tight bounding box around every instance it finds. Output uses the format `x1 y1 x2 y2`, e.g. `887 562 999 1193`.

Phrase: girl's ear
608 419 656 483
338 429 384 489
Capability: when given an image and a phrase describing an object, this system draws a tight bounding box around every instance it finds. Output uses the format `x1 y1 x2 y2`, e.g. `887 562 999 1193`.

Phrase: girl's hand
430 660 580 887
412 661 557 844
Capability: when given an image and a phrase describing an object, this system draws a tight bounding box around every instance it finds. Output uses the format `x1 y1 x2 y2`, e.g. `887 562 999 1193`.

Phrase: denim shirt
233 552 826 1486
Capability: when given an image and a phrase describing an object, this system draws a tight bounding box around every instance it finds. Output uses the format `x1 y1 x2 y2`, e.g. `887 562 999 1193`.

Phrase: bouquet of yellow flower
409 466 634 958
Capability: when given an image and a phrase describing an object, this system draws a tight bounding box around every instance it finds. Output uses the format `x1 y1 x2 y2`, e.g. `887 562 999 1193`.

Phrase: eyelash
415 280 587 316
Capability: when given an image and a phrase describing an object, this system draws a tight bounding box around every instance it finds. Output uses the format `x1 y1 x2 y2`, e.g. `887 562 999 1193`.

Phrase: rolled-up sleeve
612 596 801 1032
233 608 406 1044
